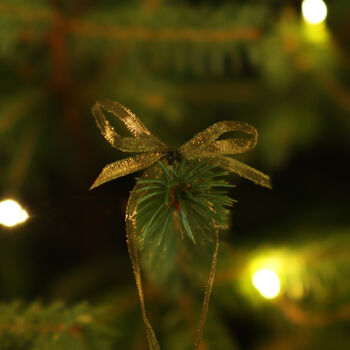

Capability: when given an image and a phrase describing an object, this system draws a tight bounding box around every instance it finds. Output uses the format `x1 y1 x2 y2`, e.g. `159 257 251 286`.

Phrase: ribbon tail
186 152 271 189
126 177 160 350
185 152 271 189
90 152 164 189
213 156 272 189
194 229 219 350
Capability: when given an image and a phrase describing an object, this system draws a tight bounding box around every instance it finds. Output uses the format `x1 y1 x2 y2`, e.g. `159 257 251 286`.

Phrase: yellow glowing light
252 269 281 299
302 0 327 25
0 199 29 227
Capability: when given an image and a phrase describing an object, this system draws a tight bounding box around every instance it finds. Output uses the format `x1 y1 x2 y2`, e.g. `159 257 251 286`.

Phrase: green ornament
90 98 271 350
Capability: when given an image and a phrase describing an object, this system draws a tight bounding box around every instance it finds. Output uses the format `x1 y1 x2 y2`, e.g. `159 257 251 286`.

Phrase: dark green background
0 0 349 349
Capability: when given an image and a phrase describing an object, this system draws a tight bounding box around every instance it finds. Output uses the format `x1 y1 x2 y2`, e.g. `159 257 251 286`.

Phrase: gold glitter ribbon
90 99 271 350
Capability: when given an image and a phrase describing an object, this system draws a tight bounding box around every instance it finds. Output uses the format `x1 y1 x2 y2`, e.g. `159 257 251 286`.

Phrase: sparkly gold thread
126 173 160 350
90 99 271 350
186 151 272 189
89 153 164 190
194 229 219 350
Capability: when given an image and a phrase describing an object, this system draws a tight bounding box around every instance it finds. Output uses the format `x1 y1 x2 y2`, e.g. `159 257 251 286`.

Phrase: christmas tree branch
68 21 261 43
0 301 116 350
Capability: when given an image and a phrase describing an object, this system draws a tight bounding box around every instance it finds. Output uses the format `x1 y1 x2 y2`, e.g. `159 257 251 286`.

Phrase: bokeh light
252 269 281 299
302 0 328 25
0 199 29 227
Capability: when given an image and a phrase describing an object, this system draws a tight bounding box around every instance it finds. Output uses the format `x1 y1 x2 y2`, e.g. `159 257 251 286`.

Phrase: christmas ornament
90 98 271 350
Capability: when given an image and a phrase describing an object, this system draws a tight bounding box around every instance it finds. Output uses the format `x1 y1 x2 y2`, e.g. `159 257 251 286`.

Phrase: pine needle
136 158 234 246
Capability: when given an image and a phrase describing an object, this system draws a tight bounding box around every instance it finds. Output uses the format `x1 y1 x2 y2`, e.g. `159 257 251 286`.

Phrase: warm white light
0 199 29 227
252 269 281 299
302 0 327 25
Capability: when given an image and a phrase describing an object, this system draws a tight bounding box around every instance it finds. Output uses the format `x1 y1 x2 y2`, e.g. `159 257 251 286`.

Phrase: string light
252 269 281 299
302 0 328 25
0 199 29 227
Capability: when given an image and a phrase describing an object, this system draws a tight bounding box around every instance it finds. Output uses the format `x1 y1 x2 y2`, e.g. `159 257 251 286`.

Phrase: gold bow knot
90 98 271 350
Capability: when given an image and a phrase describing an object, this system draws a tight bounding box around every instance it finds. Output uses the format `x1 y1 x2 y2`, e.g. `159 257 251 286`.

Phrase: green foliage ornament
136 159 235 296
90 98 271 350
136 160 234 246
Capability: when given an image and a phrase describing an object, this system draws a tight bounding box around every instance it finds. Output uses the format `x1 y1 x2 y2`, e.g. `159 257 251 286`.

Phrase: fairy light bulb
0 199 29 227
252 269 281 299
302 0 328 25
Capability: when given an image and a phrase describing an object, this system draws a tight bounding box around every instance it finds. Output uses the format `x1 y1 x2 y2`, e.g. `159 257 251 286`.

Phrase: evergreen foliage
136 159 234 290
136 159 234 246
0 301 116 350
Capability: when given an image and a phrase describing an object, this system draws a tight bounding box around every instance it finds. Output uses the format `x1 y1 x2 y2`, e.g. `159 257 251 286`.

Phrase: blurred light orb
302 0 327 25
252 269 281 299
0 199 29 227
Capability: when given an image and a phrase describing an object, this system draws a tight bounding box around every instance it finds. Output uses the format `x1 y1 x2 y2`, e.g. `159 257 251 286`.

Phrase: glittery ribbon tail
194 229 219 350
126 180 161 350
213 155 271 189
126 173 219 350
90 152 163 190
190 152 272 189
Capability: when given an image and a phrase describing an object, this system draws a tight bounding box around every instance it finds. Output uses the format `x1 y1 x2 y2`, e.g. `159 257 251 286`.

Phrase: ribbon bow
90 98 271 350
90 98 271 190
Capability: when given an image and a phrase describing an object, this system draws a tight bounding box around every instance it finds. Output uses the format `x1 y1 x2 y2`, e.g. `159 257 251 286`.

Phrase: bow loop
179 120 257 154
202 138 255 155
92 99 167 153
